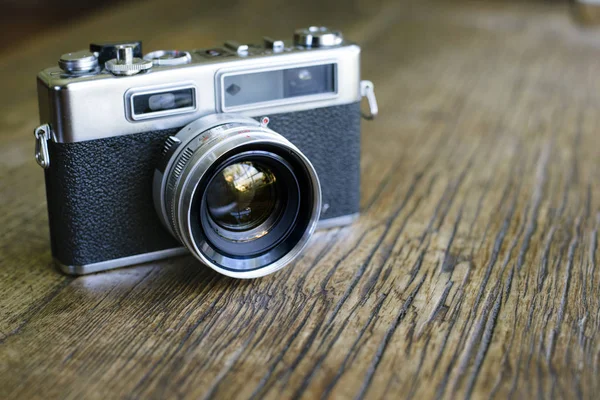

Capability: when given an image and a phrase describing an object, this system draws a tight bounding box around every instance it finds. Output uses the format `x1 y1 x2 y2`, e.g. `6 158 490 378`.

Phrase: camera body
35 27 377 278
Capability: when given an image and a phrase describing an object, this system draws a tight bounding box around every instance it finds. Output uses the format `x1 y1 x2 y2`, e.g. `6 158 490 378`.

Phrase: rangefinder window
131 87 196 120
222 63 336 109
284 65 335 98
223 71 285 108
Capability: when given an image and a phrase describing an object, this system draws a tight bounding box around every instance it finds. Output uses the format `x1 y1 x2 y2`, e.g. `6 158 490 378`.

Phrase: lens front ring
154 114 321 279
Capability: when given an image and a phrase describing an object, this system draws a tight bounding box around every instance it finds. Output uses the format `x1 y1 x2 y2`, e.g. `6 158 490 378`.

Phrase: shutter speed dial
293 26 343 48
144 50 192 66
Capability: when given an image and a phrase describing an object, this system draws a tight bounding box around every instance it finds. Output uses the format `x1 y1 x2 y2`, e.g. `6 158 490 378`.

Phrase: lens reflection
206 161 280 239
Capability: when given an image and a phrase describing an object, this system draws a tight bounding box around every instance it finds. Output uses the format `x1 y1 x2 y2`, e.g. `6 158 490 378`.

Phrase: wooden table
1 0 599 398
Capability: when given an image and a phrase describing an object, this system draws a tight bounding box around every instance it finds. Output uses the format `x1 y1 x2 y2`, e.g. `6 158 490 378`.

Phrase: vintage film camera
34 26 378 278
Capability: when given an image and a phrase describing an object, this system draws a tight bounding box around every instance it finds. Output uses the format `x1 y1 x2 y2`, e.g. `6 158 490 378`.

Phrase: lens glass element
205 161 281 242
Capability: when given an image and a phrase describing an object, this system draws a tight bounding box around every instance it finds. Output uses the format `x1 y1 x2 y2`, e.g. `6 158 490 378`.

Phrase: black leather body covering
44 102 361 266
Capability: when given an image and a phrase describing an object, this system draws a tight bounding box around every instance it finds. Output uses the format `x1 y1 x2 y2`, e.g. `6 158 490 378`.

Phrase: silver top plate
37 41 361 143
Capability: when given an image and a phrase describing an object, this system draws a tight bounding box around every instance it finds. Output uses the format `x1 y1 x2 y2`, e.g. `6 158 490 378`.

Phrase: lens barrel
153 114 321 279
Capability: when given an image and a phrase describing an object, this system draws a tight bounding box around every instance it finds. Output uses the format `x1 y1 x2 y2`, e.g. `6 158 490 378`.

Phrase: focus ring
166 147 195 241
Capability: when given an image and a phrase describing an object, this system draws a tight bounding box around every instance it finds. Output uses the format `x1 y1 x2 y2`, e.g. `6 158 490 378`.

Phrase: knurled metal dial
105 45 152 76
293 26 343 47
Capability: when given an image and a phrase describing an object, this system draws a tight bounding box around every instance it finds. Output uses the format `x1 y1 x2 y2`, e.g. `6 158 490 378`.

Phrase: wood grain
1 0 599 398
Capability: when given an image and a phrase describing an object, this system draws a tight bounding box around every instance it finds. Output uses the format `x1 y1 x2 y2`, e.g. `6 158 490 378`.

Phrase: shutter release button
105 45 153 76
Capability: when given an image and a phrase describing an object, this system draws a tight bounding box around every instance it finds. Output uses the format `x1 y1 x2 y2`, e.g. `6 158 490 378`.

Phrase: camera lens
205 160 282 240
199 150 302 259
154 114 321 279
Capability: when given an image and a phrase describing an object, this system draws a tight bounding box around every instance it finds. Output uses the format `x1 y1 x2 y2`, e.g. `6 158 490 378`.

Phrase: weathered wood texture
1 0 599 398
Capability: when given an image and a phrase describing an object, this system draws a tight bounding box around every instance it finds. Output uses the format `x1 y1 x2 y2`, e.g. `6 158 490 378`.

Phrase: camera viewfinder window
132 88 195 117
223 63 336 109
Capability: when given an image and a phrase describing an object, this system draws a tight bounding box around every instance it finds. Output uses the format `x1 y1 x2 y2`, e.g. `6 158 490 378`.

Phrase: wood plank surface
1 0 599 398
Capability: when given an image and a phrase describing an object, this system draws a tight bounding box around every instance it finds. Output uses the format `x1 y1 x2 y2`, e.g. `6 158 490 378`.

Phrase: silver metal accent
119 46 133 64
144 50 192 66
317 213 359 229
162 136 181 155
37 43 360 143
360 80 378 120
55 247 188 275
294 26 343 48
225 41 249 56
58 50 98 73
126 83 198 121
34 124 51 169
105 45 153 76
154 113 322 279
217 60 338 113
264 37 284 52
